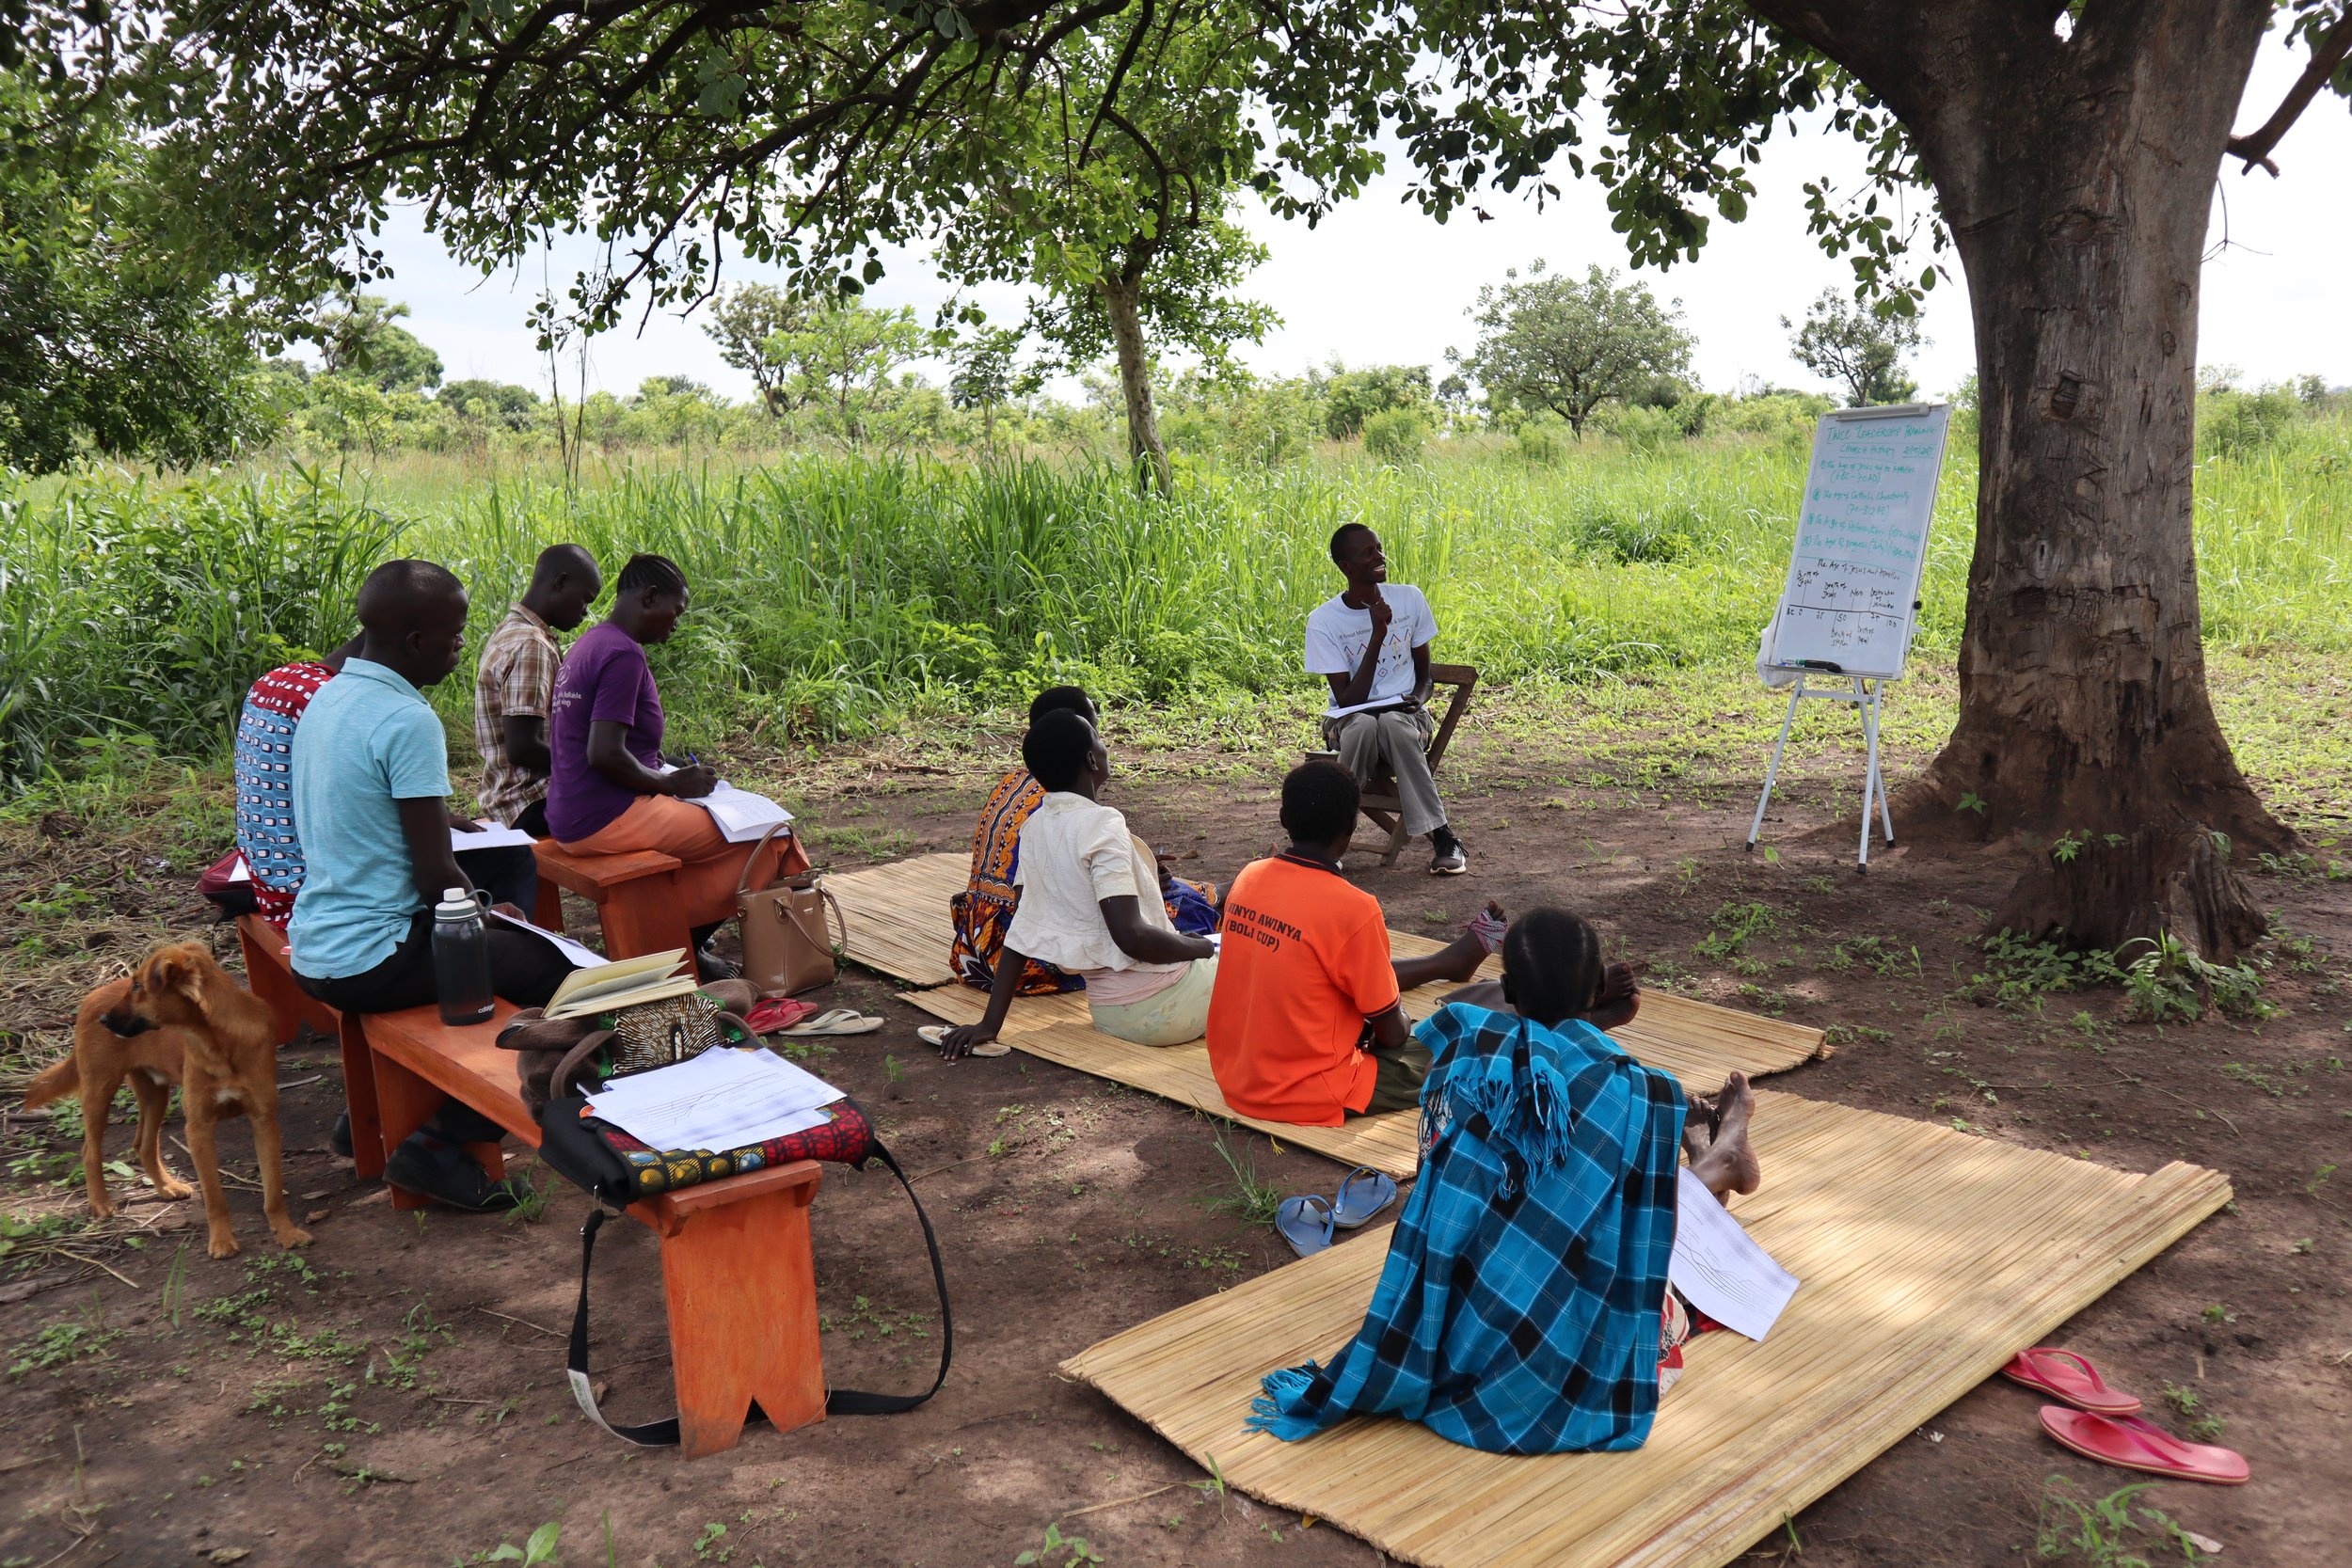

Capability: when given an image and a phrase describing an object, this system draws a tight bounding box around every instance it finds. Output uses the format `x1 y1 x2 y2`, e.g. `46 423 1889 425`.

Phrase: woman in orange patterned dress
949 687 1218 993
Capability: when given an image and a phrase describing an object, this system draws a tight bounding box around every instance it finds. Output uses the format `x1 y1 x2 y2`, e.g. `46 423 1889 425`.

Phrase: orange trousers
558 796 794 921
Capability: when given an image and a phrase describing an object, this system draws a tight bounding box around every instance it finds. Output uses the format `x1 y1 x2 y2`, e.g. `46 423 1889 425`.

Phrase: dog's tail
21 1053 79 1110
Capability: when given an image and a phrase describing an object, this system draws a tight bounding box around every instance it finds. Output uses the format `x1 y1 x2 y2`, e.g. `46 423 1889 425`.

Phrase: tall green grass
2 414 2345 790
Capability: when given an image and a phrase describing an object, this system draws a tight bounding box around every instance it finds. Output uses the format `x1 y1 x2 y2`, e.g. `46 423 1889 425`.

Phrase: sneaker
384 1134 531 1212
329 1110 354 1160
1428 830 1468 876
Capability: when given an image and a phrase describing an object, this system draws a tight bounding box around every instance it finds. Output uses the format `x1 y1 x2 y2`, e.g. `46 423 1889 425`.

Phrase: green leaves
480 1520 560 1566
1783 288 1922 406
1451 261 1693 435
0 52 271 470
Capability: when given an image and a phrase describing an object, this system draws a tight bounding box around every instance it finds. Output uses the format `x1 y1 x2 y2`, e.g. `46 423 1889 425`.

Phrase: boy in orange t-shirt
1206 761 1496 1126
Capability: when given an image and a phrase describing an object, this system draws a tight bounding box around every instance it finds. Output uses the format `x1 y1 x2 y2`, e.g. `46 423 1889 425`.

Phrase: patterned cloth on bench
586 1101 871 1198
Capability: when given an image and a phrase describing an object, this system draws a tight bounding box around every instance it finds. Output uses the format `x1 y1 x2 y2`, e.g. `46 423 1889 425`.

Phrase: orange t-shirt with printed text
1205 854 1400 1127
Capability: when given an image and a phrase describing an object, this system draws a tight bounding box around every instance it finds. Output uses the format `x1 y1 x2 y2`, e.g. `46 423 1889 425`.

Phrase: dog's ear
142 949 182 990
173 943 215 1001
148 945 202 1003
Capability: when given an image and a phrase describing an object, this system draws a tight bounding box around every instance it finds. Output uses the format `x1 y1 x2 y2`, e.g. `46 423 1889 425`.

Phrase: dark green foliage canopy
106 1 1941 342
0 61 263 472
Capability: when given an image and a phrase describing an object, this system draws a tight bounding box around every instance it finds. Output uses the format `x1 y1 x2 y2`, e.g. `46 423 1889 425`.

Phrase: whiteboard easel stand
1745 671 1897 873
1748 401 1950 876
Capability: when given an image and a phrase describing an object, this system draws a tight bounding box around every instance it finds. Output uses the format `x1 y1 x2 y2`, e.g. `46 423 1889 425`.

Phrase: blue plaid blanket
1248 1003 1687 1454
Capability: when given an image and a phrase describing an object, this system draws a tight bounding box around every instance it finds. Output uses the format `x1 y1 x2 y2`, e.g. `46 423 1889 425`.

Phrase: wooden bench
357 1003 827 1458
236 914 385 1181
234 862 562 1176
533 833 804 962
533 843 708 960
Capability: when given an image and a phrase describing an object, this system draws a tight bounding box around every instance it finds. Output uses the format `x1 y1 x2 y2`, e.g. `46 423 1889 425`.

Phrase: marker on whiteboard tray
1792 658 1845 673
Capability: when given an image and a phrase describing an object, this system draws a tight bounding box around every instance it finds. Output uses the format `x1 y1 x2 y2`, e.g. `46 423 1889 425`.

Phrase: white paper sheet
451 821 538 851
486 909 611 971
682 782 794 844
1668 1167 1801 1341
585 1047 845 1151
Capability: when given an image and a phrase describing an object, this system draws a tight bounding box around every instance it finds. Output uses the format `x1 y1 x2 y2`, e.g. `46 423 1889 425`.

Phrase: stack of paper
584 1047 846 1151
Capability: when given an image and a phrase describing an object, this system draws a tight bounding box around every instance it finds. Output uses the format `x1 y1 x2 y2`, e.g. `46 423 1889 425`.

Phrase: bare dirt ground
2 678 2346 1568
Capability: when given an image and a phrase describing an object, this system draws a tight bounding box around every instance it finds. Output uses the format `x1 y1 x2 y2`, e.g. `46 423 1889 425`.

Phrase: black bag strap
565 1140 951 1445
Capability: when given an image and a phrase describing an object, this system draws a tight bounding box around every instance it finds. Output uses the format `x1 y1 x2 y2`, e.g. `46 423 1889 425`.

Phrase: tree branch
2225 9 2352 177
1074 0 1149 166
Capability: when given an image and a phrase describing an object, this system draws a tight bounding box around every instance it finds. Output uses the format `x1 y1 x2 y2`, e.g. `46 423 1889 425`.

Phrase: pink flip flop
2039 1407 2249 1486
2000 1348 2143 1414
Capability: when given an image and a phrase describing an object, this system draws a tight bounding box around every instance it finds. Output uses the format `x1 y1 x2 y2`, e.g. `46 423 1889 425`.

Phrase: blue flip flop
1276 1195 1337 1258
1330 1167 1398 1228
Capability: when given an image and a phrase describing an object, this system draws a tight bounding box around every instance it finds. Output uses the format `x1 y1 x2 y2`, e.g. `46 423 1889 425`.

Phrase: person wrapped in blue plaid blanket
1249 908 1760 1454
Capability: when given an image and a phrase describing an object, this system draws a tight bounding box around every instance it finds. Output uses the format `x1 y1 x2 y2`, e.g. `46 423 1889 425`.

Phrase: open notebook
545 948 699 1020
651 766 794 844
686 782 793 843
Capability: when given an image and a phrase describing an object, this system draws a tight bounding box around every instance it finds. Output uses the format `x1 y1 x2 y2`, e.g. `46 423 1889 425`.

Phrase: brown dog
23 941 310 1259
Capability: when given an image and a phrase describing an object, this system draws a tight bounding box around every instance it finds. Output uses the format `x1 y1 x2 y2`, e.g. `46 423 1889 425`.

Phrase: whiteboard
1765 404 1951 680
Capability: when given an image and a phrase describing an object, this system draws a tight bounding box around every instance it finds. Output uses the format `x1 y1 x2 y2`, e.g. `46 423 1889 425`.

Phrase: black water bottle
432 887 495 1026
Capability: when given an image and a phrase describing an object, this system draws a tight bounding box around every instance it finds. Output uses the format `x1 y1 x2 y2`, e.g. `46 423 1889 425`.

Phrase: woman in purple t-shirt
546 553 790 978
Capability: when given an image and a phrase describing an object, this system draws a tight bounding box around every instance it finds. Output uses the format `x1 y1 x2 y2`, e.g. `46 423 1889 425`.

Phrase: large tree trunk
1757 0 2291 960
1098 274 1173 495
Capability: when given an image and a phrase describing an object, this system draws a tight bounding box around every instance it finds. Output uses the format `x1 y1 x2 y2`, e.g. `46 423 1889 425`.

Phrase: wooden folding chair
1305 662 1479 867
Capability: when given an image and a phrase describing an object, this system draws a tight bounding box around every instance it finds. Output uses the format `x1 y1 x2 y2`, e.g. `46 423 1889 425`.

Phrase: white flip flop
916 1023 1009 1057
779 1007 883 1037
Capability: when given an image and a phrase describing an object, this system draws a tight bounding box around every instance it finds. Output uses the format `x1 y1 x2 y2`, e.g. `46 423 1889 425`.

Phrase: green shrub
1602 403 1681 455
1513 414 1569 466
1361 407 1430 465
0 470 404 783
2199 385 2303 459
1717 390 1833 437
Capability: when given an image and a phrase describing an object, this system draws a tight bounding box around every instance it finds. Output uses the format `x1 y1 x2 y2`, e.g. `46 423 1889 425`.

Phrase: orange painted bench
357 1002 827 1458
532 842 710 960
236 864 564 1178
236 914 386 1181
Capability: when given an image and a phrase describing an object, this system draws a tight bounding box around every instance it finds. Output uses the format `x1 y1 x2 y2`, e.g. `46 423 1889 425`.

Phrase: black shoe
431 1101 508 1145
384 1134 531 1212
693 943 741 983
1428 829 1468 876
329 1110 354 1160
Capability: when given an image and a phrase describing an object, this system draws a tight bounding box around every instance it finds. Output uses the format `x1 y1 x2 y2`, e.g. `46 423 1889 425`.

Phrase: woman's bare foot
1680 1113 1712 1168
1686 1071 1760 1202
1431 901 1506 983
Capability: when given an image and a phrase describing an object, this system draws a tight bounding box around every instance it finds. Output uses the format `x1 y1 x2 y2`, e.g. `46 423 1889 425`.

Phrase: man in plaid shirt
473 545 600 833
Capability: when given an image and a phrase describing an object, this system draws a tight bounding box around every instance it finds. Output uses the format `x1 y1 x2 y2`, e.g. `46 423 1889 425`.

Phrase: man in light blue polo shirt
291 559 575 1210
289 653 474 983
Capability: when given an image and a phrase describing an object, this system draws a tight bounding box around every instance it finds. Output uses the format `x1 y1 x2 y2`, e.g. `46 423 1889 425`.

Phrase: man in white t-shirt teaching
1304 523 1467 875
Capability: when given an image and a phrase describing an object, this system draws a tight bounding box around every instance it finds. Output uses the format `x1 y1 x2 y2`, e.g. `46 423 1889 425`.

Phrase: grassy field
3 411 2347 795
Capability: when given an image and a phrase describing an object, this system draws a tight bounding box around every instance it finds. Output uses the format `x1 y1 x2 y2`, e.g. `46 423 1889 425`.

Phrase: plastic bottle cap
436 888 477 916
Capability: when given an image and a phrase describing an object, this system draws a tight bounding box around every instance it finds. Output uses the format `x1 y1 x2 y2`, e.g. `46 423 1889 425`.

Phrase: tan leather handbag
736 821 840 997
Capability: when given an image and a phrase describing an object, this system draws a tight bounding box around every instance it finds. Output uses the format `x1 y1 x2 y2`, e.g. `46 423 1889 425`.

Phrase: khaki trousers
1322 705 1446 838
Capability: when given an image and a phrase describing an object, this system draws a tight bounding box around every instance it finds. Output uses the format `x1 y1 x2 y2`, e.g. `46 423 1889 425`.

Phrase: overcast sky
375 37 2349 404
